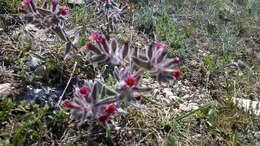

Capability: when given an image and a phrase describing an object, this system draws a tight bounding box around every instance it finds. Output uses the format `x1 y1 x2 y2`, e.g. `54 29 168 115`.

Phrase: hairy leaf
133 87 152 92
64 42 73 58
156 48 167 63
111 39 117 53
42 0 49 9
52 26 68 41
122 41 129 59
96 96 117 106
66 26 82 37
89 55 108 63
147 43 154 60
132 57 153 70
37 8 52 16
101 41 109 53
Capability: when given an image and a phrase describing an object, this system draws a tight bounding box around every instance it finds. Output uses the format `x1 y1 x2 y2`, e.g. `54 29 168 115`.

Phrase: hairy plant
21 0 80 57
63 32 181 127
87 0 130 32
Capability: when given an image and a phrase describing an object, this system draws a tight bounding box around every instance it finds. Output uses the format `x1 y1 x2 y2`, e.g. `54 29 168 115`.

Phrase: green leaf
167 134 179 146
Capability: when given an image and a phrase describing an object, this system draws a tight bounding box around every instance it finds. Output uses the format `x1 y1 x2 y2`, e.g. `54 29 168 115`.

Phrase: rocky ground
0 0 259 145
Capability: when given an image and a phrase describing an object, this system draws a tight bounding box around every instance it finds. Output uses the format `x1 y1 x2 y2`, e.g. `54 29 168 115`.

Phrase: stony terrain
0 0 259 145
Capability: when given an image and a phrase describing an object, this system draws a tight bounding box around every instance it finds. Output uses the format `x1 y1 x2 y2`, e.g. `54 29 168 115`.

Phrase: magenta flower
21 0 31 6
173 57 181 64
124 75 137 88
153 42 165 49
105 104 116 114
89 32 106 43
51 0 59 5
59 6 69 16
78 86 90 97
172 69 181 78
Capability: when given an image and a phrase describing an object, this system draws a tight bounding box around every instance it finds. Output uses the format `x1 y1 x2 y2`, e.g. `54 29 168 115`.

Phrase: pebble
169 95 180 100
179 103 199 111
68 0 85 4
0 83 12 96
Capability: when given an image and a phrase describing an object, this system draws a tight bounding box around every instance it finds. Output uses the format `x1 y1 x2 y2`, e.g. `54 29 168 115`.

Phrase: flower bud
21 0 31 6
63 100 73 108
135 95 141 100
153 42 164 49
173 57 181 64
89 32 106 43
172 69 181 78
98 113 109 122
51 0 59 5
85 42 93 50
59 6 69 16
105 104 116 114
79 86 90 97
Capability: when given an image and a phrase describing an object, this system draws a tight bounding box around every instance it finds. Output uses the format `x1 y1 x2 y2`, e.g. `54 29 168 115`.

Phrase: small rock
232 97 260 116
169 95 180 100
162 88 174 98
152 89 160 95
68 0 85 5
182 94 190 99
179 103 199 111
0 83 13 96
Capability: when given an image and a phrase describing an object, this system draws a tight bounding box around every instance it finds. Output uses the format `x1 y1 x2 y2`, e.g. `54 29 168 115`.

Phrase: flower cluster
21 0 182 130
84 32 129 65
62 80 119 127
62 32 181 127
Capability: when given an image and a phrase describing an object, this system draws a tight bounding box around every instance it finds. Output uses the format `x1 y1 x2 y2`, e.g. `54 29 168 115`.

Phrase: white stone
0 83 12 96
232 97 260 116
169 95 180 100
152 89 160 95
179 103 199 111
68 0 85 4
182 94 190 99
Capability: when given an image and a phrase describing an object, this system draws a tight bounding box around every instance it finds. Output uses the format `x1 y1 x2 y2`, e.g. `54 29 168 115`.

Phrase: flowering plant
63 32 181 127
87 0 130 32
21 0 81 57
21 0 181 129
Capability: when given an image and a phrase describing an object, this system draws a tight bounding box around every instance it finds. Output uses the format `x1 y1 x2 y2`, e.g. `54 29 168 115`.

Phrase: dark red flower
63 100 73 108
59 6 69 16
172 69 181 78
135 95 141 100
89 32 105 43
105 104 116 114
98 113 109 122
85 42 93 50
79 86 90 97
124 75 137 88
